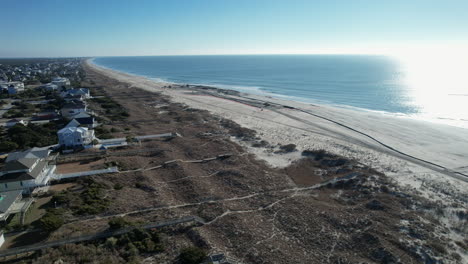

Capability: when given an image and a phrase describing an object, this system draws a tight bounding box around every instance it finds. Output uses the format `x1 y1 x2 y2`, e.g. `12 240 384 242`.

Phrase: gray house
0 148 56 193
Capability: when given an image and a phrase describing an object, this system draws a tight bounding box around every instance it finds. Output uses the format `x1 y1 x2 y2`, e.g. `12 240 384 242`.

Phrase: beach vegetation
178 246 207 264
0 123 58 149
52 178 110 216
108 217 134 230
39 208 65 232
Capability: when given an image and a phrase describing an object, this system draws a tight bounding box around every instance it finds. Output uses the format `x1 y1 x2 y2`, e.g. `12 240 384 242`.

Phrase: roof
0 190 22 213
62 102 86 110
58 126 88 134
0 160 48 183
75 117 94 125
72 112 90 119
6 148 50 162
1 158 37 172
65 119 80 128
6 119 23 123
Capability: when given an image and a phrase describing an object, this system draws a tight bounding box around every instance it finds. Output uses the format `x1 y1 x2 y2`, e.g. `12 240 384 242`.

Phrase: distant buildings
60 101 87 119
0 81 25 94
60 88 90 99
41 83 59 91
51 77 70 89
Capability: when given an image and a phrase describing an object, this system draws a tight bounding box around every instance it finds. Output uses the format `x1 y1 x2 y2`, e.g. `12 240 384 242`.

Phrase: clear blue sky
1 0 467 57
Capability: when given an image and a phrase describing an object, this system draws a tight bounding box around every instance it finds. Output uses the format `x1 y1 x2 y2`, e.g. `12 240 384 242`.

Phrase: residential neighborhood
0 58 182 258
0 59 120 249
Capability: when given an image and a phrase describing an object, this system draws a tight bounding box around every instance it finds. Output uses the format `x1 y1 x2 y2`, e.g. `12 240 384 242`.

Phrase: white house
5 119 26 128
51 77 70 89
58 126 95 148
0 148 56 193
0 82 25 95
41 83 59 91
60 88 90 99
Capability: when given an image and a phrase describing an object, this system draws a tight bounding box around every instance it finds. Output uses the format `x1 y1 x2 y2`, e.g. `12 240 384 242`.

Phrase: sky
1 0 467 57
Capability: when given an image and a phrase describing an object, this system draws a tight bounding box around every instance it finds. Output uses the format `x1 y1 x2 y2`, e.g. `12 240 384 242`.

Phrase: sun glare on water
393 47 468 127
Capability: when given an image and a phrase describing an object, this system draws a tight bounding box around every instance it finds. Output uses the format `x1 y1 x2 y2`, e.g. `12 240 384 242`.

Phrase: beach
80 59 468 262
86 59 467 204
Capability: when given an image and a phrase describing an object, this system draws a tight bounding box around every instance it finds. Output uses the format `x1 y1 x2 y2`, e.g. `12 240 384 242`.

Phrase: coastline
85 58 467 199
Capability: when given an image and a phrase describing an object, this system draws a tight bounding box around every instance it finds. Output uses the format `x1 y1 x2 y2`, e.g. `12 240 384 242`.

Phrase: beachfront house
0 190 33 223
51 77 70 90
58 121 95 149
0 148 56 193
60 101 87 119
60 88 90 99
72 112 97 128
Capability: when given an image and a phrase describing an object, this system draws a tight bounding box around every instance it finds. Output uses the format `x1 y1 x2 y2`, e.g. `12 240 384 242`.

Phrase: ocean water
93 55 468 129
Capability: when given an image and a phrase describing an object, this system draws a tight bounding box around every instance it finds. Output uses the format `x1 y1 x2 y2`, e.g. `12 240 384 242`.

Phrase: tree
0 141 19 152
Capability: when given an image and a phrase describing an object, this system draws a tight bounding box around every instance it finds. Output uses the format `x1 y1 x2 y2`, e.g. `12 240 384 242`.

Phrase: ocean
92 55 468 129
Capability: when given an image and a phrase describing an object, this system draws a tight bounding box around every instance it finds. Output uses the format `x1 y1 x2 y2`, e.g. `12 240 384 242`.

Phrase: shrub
108 217 133 230
279 144 296 153
114 183 124 190
39 209 64 232
179 247 207 264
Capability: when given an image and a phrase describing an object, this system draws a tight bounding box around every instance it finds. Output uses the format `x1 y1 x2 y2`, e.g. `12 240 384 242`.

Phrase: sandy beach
86 59 467 208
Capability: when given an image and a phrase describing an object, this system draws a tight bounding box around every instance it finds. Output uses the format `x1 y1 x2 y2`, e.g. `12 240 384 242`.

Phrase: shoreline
85 58 468 198
90 57 468 130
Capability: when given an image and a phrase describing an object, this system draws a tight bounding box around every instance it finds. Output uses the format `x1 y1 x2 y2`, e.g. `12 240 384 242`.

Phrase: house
51 77 70 89
6 147 51 162
41 83 59 91
0 190 32 223
33 110 60 120
60 101 87 119
72 112 97 128
60 88 90 99
0 82 25 95
5 119 26 128
63 94 86 103
58 124 95 149
0 148 56 193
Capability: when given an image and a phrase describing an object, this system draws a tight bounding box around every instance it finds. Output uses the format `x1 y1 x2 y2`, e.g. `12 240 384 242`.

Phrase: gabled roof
75 117 94 125
65 119 80 128
6 148 50 162
61 102 86 110
6 119 23 123
1 158 37 172
58 126 88 134
0 190 22 213
72 112 91 119
0 160 47 183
